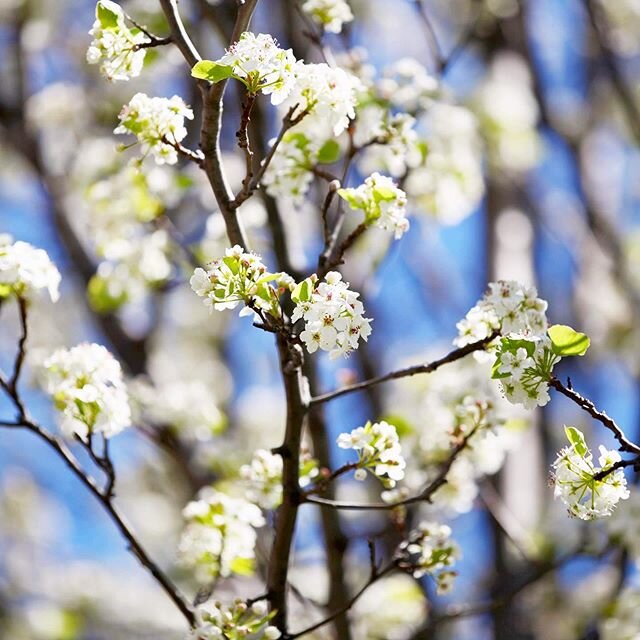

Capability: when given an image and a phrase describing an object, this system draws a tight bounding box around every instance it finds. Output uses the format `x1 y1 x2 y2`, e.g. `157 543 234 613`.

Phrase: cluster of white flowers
192 599 280 640
302 0 354 33
552 426 630 520
261 132 317 204
337 420 406 488
356 109 421 178
292 272 372 358
396 522 459 593
0 237 60 303
377 57 440 112
86 1 149 81
473 53 541 173
178 487 265 581
338 172 409 239
83 165 173 310
455 280 548 347
205 32 296 105
40 343 131 440
283 62 361 137
191 246 289 318
240 449 319 510
115 93 194 165
404 103 485 225
494 335 557 409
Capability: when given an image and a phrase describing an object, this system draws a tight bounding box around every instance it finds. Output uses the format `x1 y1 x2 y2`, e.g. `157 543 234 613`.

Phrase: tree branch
309 333 497 406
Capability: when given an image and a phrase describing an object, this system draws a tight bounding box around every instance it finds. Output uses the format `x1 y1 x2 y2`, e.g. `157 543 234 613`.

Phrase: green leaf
564 425 589 457
291 278 313 303
372 184 397 202
96 1 120 29
317 139 341 164
548 324 590 357
380 415 414 438
191 60 234 83
337 188 363 210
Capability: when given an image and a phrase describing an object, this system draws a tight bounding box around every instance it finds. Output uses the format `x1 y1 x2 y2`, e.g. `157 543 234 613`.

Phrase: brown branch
0 300 194 625
267 339 308 634
310 333 497 406
231 105 310 211
549 377 640 455
157 0 201 68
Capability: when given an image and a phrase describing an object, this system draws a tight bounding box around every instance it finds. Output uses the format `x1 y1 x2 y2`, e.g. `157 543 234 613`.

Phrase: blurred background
2 0 640 638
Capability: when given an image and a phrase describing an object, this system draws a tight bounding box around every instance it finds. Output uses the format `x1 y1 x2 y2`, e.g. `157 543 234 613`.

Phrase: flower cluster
178 487 265 582
0 238 61 303
455 280 548 347
191 246 289 318
114 93 194 165
404 103 484 226
86 1 149 81
396 522 459 593
493 335 557 409
377 57 440 112
240 449 319 510
552 426 630 520
192 599 280 640
337 420 406 488
356 110 421 178
261 132 317 204
292 272 372 358
192 32 296 105
83 165 173 311
302 0 354 33
40 343 131 440
473 53 541 173
283 62 361 137
338 172 409 239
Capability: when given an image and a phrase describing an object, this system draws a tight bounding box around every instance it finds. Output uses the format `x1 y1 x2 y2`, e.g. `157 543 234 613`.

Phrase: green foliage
87 275 127 314
564 425 588 457
548 324 591 357
191 60 234 83
317 139 341 164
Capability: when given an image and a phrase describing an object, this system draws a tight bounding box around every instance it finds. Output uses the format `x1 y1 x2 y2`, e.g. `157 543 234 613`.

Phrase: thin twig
414 0 444 72
309 333 497 406
549 377 640 455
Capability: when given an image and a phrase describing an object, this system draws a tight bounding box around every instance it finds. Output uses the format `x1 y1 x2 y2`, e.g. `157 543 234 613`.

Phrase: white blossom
240 449 319 510
215 32 297 105
378 57 440 112
0 239 60 303
261 132 318 204
337 420 406 488
190 246 288 317
40 343 131 440
553 426 630 520
293 271 372 358
283 62 361 137
339 172 409 239
178 487 265 582
397 521 459 592
114 93 194 165
87 1 149 81
455 280 548 347
404 103 484 225
192 598 281 640
302 0 354 33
